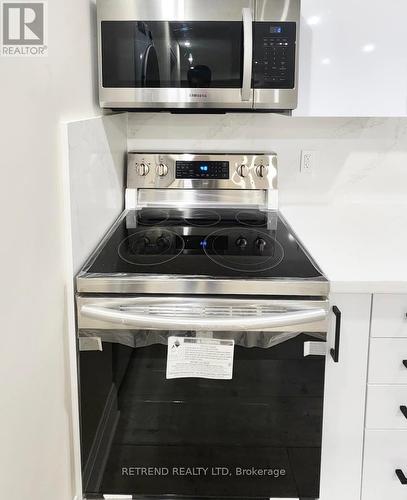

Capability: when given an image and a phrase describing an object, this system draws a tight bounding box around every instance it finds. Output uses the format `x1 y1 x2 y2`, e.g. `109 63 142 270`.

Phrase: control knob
256 165 268 178
133 236 150 251
137 163 150 176
237 165 248 178
157 163 169 177
254 237 267 253
157 234 170 248
235 236 248 250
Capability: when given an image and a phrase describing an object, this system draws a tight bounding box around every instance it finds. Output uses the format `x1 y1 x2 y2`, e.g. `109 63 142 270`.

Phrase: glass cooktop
85 209 324 280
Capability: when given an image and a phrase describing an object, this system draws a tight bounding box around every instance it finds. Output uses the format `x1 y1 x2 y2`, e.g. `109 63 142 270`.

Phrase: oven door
97 0 254 109
77 296 328 499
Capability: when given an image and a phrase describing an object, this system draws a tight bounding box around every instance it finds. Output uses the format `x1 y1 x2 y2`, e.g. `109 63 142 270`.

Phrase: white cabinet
319 293 371 500
371 294 407 338
362 430 407 500
366 386 407 429
294 0 407 117
368 338 407 384
362 294 407 499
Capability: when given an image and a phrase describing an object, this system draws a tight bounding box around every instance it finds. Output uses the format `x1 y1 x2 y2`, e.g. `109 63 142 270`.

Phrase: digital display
270 26 283 33
176 161 229 179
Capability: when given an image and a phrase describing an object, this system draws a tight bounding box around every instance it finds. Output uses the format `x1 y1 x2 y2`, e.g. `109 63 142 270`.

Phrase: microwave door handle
242 7 253 101
80 304 327 331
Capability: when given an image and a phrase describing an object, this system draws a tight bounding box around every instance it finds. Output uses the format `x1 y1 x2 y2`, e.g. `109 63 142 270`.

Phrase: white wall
0 1 99 499
127 114 407 206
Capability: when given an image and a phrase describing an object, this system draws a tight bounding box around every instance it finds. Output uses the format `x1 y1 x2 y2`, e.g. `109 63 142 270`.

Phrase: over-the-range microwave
97 0 300 112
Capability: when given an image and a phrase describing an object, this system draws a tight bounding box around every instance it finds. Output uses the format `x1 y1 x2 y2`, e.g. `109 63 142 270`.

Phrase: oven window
79 332 325 499
101 21 243 88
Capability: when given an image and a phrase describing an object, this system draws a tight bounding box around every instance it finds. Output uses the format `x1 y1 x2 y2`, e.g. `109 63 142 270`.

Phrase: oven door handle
242 7 253 102
80 304 327 331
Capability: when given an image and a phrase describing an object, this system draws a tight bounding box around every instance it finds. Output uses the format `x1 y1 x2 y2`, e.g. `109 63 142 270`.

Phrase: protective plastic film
79 328 325 350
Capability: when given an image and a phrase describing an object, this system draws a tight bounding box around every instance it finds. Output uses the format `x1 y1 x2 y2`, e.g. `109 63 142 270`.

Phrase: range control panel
253 22 296 89
126 153 278 192
176 161 229 180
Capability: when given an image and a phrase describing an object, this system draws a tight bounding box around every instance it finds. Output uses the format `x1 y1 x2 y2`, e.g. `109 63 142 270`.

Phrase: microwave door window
101 21 243 89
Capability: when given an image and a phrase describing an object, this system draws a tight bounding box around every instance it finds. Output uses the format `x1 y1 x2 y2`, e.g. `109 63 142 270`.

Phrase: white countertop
281 204 407 294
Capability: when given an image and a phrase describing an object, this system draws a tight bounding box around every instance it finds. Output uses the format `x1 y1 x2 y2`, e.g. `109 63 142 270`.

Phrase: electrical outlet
300 150 317 174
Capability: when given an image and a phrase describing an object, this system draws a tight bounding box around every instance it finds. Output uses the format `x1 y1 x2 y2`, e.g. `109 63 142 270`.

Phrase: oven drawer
371 294 407 338
362 430 407 500
76 296 329 333
368 339 407 384
366 385 407 429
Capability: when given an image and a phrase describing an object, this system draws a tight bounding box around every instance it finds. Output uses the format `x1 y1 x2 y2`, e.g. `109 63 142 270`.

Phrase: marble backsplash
127 114 407 206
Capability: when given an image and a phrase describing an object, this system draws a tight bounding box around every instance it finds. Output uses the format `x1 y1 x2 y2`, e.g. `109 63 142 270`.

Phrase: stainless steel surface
97 0 299 110
135 189 268 209
127 153 278 190
78 296 329 333
99 88 255 110
254 0 300 110
256 0 301 21
97 0 253 22
81 299 327 331
127 152 278 209
77 274 329 296
254 88 298 110
242 7 254 102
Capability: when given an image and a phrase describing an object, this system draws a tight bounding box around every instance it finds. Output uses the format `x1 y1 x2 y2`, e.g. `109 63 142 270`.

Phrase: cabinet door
366 385 407 430
368 338 407 384
319 293 372 500
294 0 407 116
362 430 407 500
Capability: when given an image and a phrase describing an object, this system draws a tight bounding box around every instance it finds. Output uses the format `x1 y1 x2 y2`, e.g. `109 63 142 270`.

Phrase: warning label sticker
166 336 235 380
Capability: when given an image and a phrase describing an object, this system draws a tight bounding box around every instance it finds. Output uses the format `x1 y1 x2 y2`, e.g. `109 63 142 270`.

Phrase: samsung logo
190 93 208 98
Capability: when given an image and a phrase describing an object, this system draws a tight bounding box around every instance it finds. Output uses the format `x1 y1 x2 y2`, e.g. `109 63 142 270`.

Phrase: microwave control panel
253 22 296 89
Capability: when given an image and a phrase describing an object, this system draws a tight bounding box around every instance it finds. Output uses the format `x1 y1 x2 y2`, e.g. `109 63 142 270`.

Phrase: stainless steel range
76 152 329 500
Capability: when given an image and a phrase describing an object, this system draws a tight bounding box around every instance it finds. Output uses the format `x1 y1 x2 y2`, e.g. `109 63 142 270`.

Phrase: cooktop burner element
184 209 221 227
118 229 185 266
203 228 285 273
137 209 169 226
235 210 269 227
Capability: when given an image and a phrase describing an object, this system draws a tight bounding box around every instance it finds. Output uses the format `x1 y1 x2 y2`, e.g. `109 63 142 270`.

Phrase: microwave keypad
253 22 296 89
